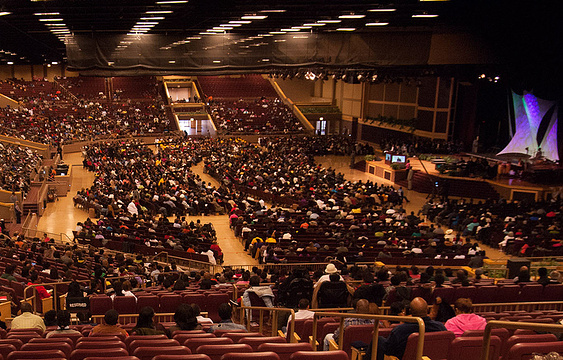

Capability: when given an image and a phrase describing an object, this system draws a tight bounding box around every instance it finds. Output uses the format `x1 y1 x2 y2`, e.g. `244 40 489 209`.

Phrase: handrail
24 279 91 313
481 320 563 360
312 311 426 360
238 305 295 339
472 301 563 313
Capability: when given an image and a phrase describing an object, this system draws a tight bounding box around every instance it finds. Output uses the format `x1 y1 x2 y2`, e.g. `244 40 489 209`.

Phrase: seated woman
167 303 202 336
131 306 166 335
46 310 82 337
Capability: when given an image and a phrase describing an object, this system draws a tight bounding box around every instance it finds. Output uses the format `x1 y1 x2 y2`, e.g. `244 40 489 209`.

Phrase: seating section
198 75 278 99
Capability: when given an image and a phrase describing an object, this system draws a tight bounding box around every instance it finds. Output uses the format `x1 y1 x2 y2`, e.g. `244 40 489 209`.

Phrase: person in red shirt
210 241 223 264
27 272 51 300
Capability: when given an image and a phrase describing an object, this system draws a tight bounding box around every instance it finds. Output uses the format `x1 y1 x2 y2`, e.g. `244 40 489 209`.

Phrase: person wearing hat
314 263 344 288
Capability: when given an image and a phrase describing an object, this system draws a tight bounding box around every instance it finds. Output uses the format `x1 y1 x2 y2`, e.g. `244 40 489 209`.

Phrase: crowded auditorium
0 1 563 360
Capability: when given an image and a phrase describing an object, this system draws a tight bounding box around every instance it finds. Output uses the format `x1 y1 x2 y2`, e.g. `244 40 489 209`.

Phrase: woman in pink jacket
445 298 487 336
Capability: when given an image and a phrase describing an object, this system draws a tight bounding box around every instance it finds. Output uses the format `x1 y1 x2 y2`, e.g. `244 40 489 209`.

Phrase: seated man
445 298 486 336
285 298 315 334
324 299 373 350
207 303 247 333
91 309 129 337
10 302 46 333
367 297 447 360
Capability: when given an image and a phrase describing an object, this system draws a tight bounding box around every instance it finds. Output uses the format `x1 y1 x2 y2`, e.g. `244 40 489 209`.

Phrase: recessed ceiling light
412 14 439 18
39 18 63 21
214 26 232 30
293 35 308 39
213 60 221 63
241 15 268 20
169 60 176 63
207 29 225 32
274 39 286 42
269 31 286 35
336 28 355 31
318 20 341 24
281 28 300 32
339 14 365 19
304 23 326 26
137 22 159 25
369 8 397 12
134 25 155 28
34 12 60 16
366 22 389 26
186 36 201 39
0 12 11 16
222 23 241 27
146 10 173 14
46 23 65 26
7 62 13 65
230 20 252 24
140 17 165 20
156 0 188 4
293 26 312 29
259 9 286 13
258 34 273 37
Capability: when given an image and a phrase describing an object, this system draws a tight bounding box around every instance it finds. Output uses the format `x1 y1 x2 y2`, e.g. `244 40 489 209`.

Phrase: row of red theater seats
90 292 231 322
387 283 563 305
0 329 342 360
300 319 563 360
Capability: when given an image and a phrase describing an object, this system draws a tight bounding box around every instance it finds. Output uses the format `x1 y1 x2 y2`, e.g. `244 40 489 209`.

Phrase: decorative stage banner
498 91 559 162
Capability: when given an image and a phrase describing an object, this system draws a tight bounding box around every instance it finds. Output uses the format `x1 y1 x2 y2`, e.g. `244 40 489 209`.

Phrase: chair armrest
329 338 339 351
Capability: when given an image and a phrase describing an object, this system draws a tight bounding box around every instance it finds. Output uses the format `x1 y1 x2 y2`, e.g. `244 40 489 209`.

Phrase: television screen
392 155 406 163
385 153 391 161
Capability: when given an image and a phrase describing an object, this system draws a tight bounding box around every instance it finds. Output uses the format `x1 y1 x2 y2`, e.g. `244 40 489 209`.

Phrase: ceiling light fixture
412 14 439 18
34 12 60 16
241 15 268 20
369 8 397 12
146 10 173 14
213 60 221 63
214 26 232 30
259 9 286 13
39 18 63 21
45 23 65 26
304 23 326 26
222 23 241 27
230 20 252 24
336 27 355 31
140 16 165 20
207 29 225 32
366 22 389 26
137 22 159 25
281 28 300 32
318 20 341 23
156 0 188 4
339 14 365 19
269 31 286 34
293 26 312 29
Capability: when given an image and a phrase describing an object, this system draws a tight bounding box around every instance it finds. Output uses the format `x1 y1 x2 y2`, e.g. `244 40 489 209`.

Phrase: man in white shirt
286 298 314 333
314 263 343 288
11 303 46 333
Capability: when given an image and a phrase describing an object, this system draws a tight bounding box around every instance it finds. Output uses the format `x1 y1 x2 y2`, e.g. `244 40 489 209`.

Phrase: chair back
195 344 253 360
258 342 313 360
506 342 563 360
402 331 455 360
447 336 501 360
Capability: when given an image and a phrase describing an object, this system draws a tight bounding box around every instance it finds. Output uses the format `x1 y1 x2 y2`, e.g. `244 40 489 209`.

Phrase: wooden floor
33 151 508 265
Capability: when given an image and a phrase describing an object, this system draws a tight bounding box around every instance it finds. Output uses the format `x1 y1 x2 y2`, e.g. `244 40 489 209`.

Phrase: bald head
356 299 370 314
409 297 428 317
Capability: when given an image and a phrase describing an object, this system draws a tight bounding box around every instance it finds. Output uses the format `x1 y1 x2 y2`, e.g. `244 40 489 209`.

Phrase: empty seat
222 332 262 342
186 337 234 353
46 332 83 345
174 333 216 344
0 344 16 360
6 334 40 344
129 339 180 353
501 334 558 360
506 342 563 360
213 330 246 338
453 286 477 302
89 332 127 341
171 330 206 337
519 284 544 302
132 346 192 360
289 350 349 360
28 338 73 348
84 357 140 360
136 296 159 313
447 335 501 360
70 347 129 360
0 339 23 350
196 344 253 360
498 286 520 303
473 286 499 304
331 324 375 355
402 331 455 360
206 294 231 322
258 343 314 360
6 330 43 336
159 295 183 313
77 336 121 343
20 342 73 358
238 336 286 350
542 284 563 301
220 352 280 360
7 349 66 360
113 296 138 315
124 335 168 348
76 341 126 350
461 328 510 348
90 296 113 316
153 355 211 360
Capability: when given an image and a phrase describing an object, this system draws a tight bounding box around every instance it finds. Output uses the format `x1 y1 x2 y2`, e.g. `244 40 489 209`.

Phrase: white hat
325 263 338 274
446 229 454 235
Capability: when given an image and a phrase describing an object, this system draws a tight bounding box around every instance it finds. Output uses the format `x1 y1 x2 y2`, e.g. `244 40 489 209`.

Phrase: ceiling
0 0 474 64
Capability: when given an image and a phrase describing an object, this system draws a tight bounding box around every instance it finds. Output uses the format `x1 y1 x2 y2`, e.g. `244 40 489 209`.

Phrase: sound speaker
507 259 531 279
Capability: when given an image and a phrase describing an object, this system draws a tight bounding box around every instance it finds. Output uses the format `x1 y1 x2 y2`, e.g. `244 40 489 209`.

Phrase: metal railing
472 301 563 313
482 320 563 360
152 251 213 272
312 312 426 360
238 305 295 339
24 280 91 313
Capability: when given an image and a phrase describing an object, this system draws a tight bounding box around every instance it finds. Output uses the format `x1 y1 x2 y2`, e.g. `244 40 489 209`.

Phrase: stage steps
396 171 500 200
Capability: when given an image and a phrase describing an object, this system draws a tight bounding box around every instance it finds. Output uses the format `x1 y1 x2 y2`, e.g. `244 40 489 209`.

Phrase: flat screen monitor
391 155 406 163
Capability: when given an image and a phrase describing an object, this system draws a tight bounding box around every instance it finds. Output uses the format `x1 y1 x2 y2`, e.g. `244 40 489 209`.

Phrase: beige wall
0 64 66 81
274 78 315 103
